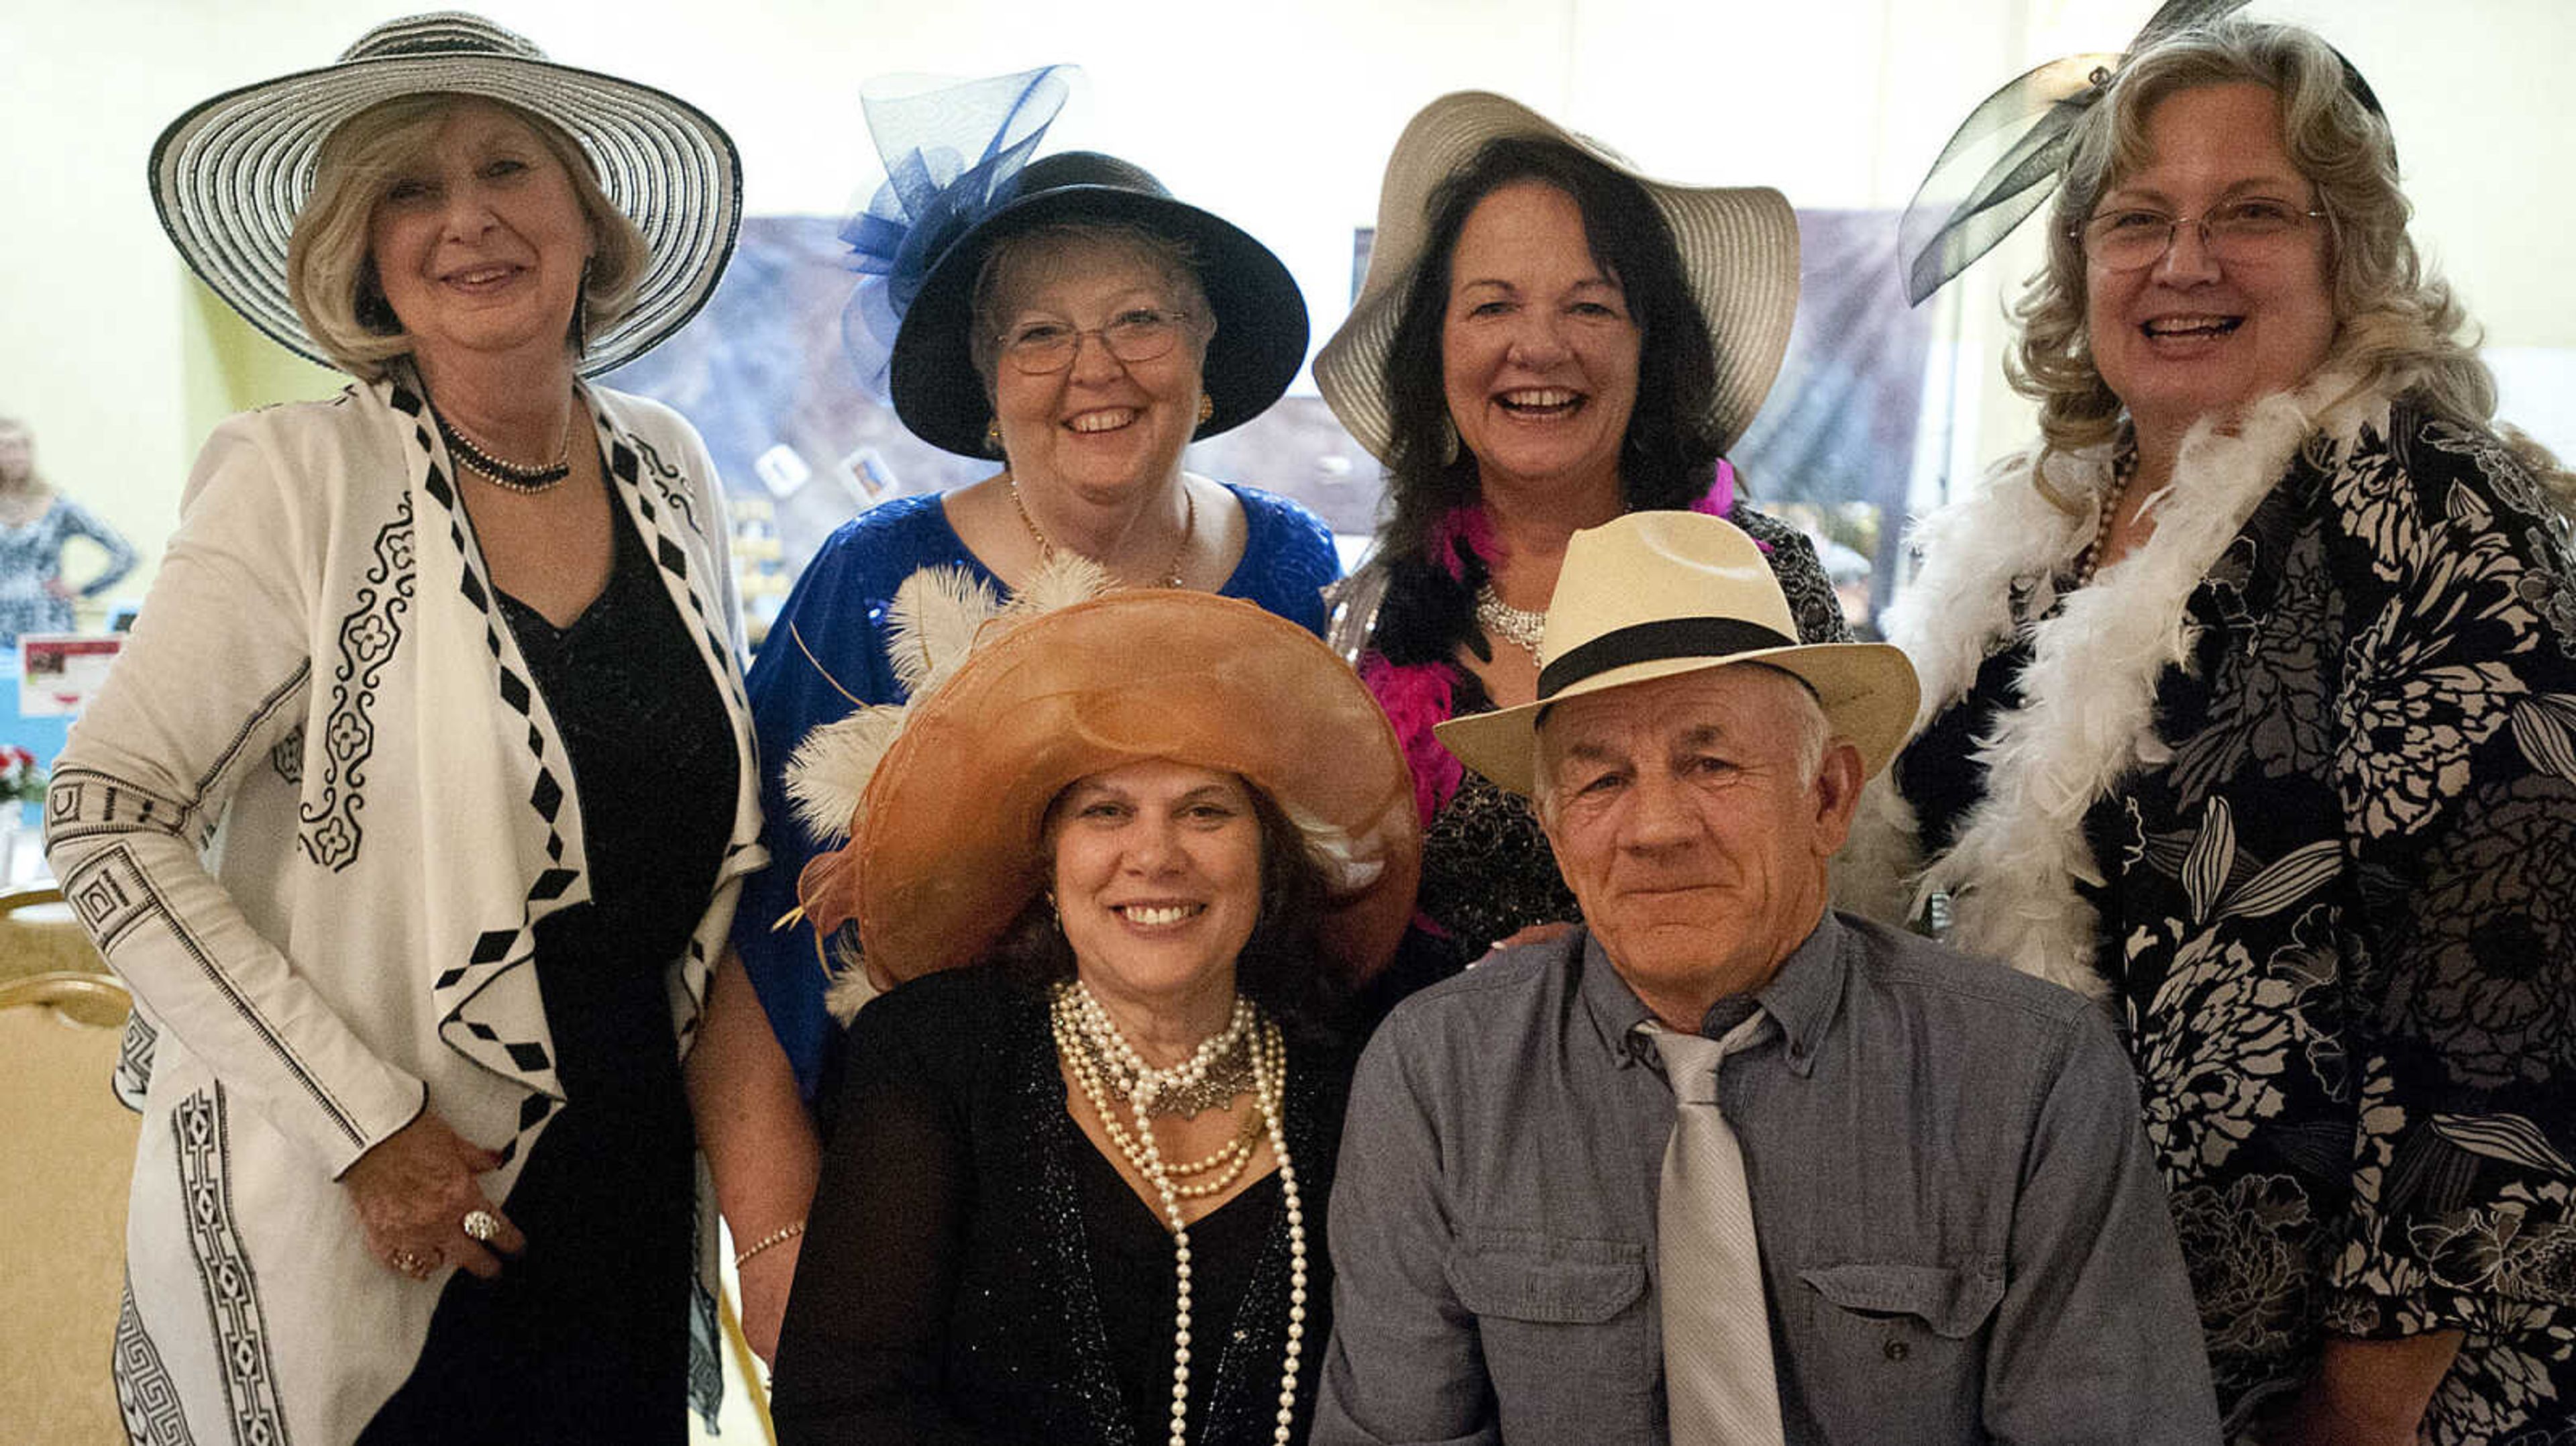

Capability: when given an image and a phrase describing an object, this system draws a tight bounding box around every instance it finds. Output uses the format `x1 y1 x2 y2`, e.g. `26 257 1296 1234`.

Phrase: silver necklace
1474 581 1548 665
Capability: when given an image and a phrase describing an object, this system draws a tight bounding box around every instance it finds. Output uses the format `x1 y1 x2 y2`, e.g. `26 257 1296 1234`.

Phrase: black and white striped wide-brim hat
150 11 741 377
1314 91 1799 464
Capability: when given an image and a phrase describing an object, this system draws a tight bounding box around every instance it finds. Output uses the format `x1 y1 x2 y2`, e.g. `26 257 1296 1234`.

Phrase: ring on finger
461 1208 501 1243
388 1247 439 1280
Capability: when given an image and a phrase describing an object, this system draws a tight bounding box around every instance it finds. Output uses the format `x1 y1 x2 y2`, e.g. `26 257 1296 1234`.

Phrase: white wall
5 0 2571 587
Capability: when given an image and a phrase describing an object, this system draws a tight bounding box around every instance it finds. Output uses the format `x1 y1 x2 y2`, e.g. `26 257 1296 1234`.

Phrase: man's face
1536 666 1860 1023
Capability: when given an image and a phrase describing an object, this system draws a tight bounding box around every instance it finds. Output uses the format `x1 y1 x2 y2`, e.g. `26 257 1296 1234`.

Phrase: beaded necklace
2070 445 2141 591
432 403 576 493
1050 980 1308 1446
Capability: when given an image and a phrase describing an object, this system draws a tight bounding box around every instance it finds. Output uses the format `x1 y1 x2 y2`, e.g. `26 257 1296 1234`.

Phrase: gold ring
462 1209 501 1243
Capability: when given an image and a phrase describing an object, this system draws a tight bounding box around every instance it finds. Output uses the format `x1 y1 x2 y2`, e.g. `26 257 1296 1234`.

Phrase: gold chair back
0 971 140 1444
0 885 106 986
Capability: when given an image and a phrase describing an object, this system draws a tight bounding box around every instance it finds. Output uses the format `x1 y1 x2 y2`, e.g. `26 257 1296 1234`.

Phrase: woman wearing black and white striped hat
52 14 758 1441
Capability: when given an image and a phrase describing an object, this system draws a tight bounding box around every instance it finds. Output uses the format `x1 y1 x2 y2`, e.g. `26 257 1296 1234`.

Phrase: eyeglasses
2078 199 2328 272
995 309 1193 375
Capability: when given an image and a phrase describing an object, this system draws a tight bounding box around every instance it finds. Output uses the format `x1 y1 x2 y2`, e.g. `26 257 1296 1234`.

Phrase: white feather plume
885 566 1002 696
784 704 908 844
1004 552 1116 618
824 950 881 1023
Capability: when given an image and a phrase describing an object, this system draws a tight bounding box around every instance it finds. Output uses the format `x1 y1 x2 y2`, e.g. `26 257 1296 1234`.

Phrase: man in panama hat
1316 511 2218 1445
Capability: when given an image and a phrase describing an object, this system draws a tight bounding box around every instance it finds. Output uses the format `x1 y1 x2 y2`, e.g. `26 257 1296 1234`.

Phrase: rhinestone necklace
1008 475 1194 588
1474 581 1548 665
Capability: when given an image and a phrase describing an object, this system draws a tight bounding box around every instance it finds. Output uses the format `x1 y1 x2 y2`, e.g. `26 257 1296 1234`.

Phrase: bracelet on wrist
733 1219 806 1269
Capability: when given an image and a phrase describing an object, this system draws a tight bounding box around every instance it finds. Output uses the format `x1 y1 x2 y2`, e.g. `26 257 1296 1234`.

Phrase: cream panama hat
1434 511 1920 797
1313 90 1801 464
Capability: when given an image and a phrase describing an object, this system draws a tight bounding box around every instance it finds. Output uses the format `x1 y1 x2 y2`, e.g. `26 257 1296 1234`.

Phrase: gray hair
965 221 1214 393
2012 17 2567 502
1532 664 1834 823
285 93 648 380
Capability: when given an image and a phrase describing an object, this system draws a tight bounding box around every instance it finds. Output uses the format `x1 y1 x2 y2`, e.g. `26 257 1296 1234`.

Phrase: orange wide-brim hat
799 590 1421 989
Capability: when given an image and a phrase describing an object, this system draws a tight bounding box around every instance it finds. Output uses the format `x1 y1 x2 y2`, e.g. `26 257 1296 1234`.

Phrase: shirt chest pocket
1448 1231 1657 1432
1792 1260 2002 1443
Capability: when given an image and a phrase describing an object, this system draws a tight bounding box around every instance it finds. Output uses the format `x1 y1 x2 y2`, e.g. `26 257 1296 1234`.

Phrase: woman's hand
735 1237 802 1366
42 576 75 602
340 1109 527 1281
1480 920 1577 961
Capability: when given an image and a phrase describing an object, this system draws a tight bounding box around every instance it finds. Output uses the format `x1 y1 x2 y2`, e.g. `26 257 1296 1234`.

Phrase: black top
362 496 737 1445
773 966 1350 1446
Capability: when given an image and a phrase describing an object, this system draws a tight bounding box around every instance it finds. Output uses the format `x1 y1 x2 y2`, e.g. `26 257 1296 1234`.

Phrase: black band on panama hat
886 151 1310 458
149 11 741 378
1434 511 1921 798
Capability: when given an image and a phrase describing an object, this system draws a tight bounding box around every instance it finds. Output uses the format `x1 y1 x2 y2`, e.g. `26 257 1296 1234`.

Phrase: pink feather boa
1360 464 1747 827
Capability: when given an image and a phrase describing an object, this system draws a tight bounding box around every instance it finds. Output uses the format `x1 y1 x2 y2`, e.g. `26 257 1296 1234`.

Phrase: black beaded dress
361 494 737 1445
772 966 1348 1446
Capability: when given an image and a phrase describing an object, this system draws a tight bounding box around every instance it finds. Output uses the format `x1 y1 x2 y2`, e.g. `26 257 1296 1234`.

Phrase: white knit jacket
46 374 765 1444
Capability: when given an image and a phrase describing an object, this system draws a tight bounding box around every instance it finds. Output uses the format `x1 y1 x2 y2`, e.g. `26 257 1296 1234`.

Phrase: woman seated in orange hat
767 574 1419 1446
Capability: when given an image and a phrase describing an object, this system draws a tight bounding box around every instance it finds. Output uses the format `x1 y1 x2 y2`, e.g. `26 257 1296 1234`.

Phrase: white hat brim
1313 90 1801 464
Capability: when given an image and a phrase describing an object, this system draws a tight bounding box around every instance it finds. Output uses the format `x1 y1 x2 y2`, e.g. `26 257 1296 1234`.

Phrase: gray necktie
1648 1013 1784 1446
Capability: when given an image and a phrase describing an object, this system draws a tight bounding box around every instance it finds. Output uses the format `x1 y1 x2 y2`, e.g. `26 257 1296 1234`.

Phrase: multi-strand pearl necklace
1050 980 1308 1446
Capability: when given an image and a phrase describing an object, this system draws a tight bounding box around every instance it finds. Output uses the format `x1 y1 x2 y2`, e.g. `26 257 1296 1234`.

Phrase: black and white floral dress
1855 382 2576 1441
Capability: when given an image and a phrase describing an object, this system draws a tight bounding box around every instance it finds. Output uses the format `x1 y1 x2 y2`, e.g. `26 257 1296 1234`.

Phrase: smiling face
1049 759 1264 1023
364 99 594 384
1441 181 1641 507
1536 666 1859 1023
985 235 1210 510
2086 82 2337 451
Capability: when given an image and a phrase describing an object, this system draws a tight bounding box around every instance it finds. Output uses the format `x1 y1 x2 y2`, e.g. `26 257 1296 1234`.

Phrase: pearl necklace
1009 475 1195 588
2070 446 2141 591
1051 981 1307 1446
1063 996 1257 1119
1474 581 1548 665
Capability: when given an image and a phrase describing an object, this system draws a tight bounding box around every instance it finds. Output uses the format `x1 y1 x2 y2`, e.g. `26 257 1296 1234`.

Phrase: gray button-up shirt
1316 911 2218 1445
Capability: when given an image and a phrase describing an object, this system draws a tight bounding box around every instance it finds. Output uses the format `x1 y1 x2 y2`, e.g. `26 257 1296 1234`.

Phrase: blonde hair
0 414 43 490
285 93 648 380
2012 18 2567 503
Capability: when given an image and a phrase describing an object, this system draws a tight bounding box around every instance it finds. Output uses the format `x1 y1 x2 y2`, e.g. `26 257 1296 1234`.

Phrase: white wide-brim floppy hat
1436 511 1920 798
1314 89 1801 464
150 10 741 377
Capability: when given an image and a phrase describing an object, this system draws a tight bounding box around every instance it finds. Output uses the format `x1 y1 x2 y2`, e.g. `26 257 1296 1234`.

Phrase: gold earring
984 418 1006 456
1195 393 1216 431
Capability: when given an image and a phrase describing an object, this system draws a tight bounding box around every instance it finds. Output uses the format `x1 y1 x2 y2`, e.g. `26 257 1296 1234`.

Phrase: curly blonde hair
2010 17 2567 505
285 93 647 380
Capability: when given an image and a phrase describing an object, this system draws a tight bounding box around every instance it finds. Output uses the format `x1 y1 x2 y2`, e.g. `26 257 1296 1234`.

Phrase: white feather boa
1840 372 2388 998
